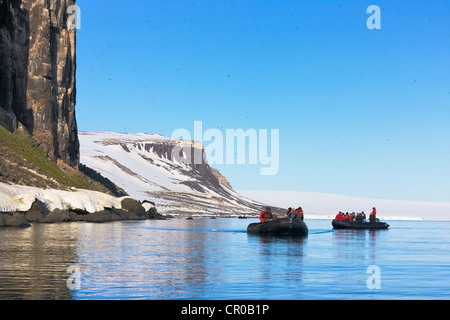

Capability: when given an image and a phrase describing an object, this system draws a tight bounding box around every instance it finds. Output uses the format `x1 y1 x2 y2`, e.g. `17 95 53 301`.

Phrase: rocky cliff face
0 0 79 167
139 138 234 195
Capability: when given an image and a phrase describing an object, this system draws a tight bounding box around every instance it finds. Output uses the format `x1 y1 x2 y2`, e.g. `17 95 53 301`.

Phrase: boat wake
309 229 334 235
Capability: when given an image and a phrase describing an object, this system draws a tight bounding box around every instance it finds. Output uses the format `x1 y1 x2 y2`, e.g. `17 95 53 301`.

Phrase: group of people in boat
260 206 379 224
334 207 378 223
259 206 304 223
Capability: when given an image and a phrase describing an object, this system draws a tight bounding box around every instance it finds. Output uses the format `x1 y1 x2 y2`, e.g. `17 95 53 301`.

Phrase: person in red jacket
369 207 377 223
335 212 344 220
260 207 274 223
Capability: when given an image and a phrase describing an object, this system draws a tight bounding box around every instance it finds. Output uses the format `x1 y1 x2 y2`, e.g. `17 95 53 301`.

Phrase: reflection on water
73 219 235 299
252 235 306 295
332 229 382 263
0 224 79 299
1 219 449 299
71 219 308 299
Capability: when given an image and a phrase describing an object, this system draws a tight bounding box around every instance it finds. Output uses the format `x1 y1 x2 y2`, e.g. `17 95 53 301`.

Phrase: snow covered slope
238 190 450 221
79 132 266 216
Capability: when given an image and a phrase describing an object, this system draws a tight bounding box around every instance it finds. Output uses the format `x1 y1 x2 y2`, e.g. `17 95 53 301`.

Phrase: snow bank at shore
0 182 126 214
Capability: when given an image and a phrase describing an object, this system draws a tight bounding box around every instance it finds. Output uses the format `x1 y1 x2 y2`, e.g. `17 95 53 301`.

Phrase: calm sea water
0 218 449 300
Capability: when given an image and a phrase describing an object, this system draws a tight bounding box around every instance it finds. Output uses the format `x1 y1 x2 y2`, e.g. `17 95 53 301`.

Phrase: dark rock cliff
134 139 234 195
0 0 79 167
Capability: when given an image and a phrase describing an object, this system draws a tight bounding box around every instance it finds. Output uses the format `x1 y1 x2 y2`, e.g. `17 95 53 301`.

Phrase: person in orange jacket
260 207 274 223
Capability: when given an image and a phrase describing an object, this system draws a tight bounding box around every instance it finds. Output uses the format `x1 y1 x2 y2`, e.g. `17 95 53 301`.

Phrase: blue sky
76 0 450 202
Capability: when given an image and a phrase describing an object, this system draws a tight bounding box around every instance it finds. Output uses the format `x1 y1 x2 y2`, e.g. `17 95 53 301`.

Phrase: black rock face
0 0 79 167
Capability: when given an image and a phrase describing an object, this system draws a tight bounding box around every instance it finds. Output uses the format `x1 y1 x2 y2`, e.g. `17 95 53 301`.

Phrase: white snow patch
0 182 122 213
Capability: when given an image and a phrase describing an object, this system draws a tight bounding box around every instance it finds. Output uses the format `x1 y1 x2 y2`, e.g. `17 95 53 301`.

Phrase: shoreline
0 197 164 228
0 182 164 227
